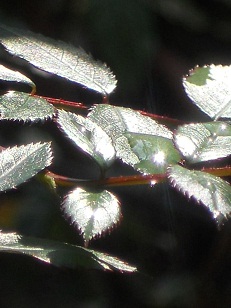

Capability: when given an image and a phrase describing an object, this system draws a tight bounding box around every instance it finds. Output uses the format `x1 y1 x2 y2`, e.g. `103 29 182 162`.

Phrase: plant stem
45 165 231 190
45 170 166 188
202 166 231 177
33 95 88 112
33 94 187 126
139 111 188 127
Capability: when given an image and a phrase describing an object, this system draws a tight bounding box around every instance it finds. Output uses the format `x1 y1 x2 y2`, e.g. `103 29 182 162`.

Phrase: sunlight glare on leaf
0 64 35 91
174 121 231 163
57 109 115 169
0 231 136 272
0 142 52 191
168 164 231 223
62 187 121 243
0 91 55 122
0 24 117 95
126 133 181 174
88 104 174 170
184 64 231 119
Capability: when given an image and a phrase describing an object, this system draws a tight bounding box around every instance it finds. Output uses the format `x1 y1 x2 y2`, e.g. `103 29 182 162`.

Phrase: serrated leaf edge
62 188 122 243
167 166 231 222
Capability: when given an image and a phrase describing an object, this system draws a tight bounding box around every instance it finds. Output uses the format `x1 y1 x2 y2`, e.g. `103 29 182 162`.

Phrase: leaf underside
184 64 231 119
57 109 115 169
0 231 136 272
0 24 117 95
0 64 35 90
62 187 121 243
174 121 231 163
0 142 52 191
0 91 55 122
168 164 231 223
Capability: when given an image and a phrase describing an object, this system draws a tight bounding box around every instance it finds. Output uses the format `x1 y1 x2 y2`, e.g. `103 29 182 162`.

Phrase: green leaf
0 24 117 95
57 109 115 169
0 231 136 272
174 122 231 163
183 64 231 119
0 91 55 122
88 104 172 167
126 133 181 174
0 64 35 91
0 142 52 191
62 187 121 243
186 66 211 86
168 165 231 222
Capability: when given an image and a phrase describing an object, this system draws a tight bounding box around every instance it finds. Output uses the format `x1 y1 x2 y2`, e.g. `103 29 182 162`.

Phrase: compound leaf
0 24 117 95
0 91 55 122
168 164 231 222
184 65 231 119
0 231 136 272
62 187 121 243
88 104 172 168
57 109 115 169
0 64 35 91
0 142 52 191
174 121 231 163
126 133 181 174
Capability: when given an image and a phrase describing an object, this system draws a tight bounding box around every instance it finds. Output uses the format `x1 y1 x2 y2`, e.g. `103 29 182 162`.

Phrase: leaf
88 104 172 167
0 24 117 95
183 65 231 119
0 91 55 122
62 187 121 243
0 231 136 272
0 64 35 91
57 109 115 169
88 104 172 139
168 164 231 222
125 133 181 174
0 142 52 191
174 121 231 163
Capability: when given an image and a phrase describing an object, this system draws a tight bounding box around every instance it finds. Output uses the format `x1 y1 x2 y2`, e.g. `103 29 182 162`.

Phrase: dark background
0 0 231 307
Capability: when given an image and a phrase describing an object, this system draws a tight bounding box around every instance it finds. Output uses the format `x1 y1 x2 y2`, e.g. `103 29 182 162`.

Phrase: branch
202 166 231 177
33 95 188 126
32 95 88 112
45 170 167 189
140 110 187 127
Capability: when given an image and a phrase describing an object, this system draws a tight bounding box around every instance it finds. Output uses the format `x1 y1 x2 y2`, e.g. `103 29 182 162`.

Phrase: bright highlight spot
152 151 166 165
220 123 227 131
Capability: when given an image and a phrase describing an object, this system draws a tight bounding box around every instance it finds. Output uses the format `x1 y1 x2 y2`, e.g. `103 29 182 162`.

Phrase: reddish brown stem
32 95 88 111
33 94 188 126
202 166 231 177
140 110 188 126
45 170 167 188
45 164 231 190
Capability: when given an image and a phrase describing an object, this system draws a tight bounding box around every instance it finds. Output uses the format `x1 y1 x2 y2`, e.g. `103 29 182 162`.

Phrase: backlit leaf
0 231 136 272
0 142 52 191
126 133 181 174
174 121 231 163
0 64 35 91
184 65 231 119
0 91 55 122
63 187 121 243
168 164 231 222
0 24 117 95
88 104 172 139
57 109 115 168
88 104 172 167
